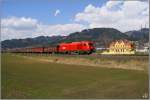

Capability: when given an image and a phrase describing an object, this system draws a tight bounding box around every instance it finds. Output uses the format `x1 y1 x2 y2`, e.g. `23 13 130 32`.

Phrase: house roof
109 39 133 47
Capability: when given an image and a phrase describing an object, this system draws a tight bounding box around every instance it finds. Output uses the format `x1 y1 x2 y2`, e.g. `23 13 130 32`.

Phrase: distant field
1 53 149 99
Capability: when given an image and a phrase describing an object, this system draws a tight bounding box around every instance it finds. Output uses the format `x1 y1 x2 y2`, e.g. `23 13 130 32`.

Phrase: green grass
1 53 149 99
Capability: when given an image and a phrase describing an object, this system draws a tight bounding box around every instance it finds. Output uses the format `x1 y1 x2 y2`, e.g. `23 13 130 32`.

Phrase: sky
1 0 149 40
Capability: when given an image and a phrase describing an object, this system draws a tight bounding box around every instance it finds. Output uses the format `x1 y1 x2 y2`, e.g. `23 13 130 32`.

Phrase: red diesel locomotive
58 41 95 54
10 41 95 54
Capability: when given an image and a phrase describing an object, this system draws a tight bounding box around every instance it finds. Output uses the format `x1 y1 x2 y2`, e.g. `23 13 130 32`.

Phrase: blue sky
1 0 149 40
2 0 107 24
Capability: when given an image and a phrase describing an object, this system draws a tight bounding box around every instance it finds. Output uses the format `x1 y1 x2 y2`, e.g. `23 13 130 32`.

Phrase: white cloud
1 17 39 40
75 0 149 32
106 1 123 9
54 9 60 16
2 17 38 30
36 23 86 36
1 1 149 40
1 17 86 40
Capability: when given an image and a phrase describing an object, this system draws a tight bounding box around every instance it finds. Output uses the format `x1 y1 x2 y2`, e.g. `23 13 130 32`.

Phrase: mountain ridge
2 28 149 49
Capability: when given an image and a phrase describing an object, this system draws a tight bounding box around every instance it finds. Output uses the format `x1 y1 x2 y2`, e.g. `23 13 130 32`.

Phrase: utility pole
141 24 142 32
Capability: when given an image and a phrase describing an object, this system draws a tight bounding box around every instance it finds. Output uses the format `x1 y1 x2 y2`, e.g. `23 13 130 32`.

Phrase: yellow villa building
102 39 135 54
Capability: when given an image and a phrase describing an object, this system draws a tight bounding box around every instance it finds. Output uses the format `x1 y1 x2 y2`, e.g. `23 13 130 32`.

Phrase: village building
102 39 135 54
135 42 149 54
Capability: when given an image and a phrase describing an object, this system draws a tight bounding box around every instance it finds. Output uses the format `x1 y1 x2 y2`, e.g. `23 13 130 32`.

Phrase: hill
54 28 129 47
1 36 63 49
1 28 149 49
125 28 149 43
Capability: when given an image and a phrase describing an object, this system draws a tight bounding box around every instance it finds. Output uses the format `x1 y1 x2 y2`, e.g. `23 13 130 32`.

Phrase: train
9 41 95 54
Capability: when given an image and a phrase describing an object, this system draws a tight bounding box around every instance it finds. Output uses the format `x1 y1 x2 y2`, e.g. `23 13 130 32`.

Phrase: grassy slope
1 53 149 99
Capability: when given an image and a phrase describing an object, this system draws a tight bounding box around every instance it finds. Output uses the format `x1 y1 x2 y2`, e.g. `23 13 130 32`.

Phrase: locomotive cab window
89 43 93 46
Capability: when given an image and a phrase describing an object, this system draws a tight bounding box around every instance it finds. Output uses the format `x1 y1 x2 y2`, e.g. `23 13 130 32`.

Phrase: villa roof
109 39 133 47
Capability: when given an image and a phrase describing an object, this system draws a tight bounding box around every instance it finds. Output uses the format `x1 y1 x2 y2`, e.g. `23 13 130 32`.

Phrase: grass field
1 53 149 99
